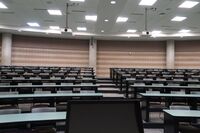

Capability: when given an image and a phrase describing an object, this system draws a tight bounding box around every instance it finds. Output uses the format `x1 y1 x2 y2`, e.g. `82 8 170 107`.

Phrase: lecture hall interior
1 0 200 133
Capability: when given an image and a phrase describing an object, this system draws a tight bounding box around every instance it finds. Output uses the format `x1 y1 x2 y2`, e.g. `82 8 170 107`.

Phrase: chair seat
179 124 200 133
32 126 56 133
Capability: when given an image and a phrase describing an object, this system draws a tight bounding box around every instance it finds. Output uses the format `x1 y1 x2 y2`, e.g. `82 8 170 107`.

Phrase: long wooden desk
0 84 100 92
0 93 103 106
0 93 103 99
164 110 200 133
140 93 200 122
0 78 97 84
0 112 66 124
126 78 200 84
130 85 200 98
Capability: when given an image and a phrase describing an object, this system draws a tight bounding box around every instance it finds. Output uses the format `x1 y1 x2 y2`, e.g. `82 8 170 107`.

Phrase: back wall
1 34 200 77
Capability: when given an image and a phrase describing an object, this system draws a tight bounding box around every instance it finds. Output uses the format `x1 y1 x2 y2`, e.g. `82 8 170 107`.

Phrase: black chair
66 100 144 133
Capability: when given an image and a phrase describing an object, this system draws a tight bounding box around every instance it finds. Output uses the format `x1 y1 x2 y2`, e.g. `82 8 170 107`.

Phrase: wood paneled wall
97 40 166 77
12 35 89 67
175 41 200 69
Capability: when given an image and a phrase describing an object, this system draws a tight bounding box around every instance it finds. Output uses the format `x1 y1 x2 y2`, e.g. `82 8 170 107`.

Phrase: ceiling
0 0 200 40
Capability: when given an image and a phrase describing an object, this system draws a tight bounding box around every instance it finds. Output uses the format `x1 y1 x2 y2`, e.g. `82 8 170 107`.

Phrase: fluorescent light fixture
111 1 116 4
152 30 162 34
119 34 140 37
73 32 95 36
177 33 193 37
85 15 97 21
20 28 61 34
70 0 85 2
179 29 191 33
127 29 137 33
49 26 60 30
171 16 187 21
116 17 128 23
0 2 8 9
47 10 62 15
179 1 199 8
101 30 104 33
46 30 62 34
77 27 87 31
139 0 157 6
104 19 109 22
27 22 40 27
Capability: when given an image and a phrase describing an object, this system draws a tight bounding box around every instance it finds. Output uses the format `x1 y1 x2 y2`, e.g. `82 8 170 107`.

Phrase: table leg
146 100 150 122
164 113 179 133
126 81 129 98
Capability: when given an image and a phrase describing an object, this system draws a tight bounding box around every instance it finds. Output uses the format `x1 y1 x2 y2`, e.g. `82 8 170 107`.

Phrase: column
166 40 175 69
89 37 97 71
1 33 12 65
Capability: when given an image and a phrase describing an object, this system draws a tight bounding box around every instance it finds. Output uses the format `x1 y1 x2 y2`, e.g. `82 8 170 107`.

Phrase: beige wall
12 35 89 67
0 34 1 64
1 34 200 77
175 40 200 69
97 40 166 77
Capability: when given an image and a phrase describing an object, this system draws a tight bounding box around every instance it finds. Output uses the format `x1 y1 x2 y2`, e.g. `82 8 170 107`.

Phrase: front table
164 110 200 133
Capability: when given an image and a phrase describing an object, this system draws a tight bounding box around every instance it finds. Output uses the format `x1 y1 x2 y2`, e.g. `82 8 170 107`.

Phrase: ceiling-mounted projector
64 27 72 33
142 31 150 35
141 31 151 37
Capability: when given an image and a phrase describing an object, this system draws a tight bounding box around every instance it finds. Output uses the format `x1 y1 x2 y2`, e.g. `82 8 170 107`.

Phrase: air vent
131 13 144 16
76 21 86 24
161 25 171 28
188 26 199 29
0 11 15 14
159 12 166 16
0 24 19 27
44 20 55 22
166 8 171 11
165 28 179 31
33 8 47 11
46 1 53 4
128 21 136 23
72 10 86 13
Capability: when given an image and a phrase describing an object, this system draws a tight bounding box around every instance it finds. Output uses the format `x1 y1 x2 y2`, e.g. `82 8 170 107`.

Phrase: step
96 80 113 83
102 93 125 98
98 88 120 93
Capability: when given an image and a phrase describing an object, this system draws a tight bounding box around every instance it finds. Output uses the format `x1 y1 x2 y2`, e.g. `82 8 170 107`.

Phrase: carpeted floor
144 129 164 133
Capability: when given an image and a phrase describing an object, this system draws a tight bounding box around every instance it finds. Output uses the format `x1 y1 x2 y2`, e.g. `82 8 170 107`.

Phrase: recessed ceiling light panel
77 27 87 31
179 29 191 33
171 16 187 21
116 17 128 23
0 2 8 9
139 0 157 6
152 30 162 34
49 26 60 30
127 29 137 33
85 15 97 21
110 1 116 4
27 22 40 27
179 1 199 8
70 0 85 2
47 10 62 15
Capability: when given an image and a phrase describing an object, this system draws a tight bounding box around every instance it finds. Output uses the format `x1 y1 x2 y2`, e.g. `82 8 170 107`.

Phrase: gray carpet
144 129 164 133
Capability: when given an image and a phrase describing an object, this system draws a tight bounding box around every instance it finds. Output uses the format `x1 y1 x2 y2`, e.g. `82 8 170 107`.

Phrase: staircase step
103 93 125 98
98 88 120 93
